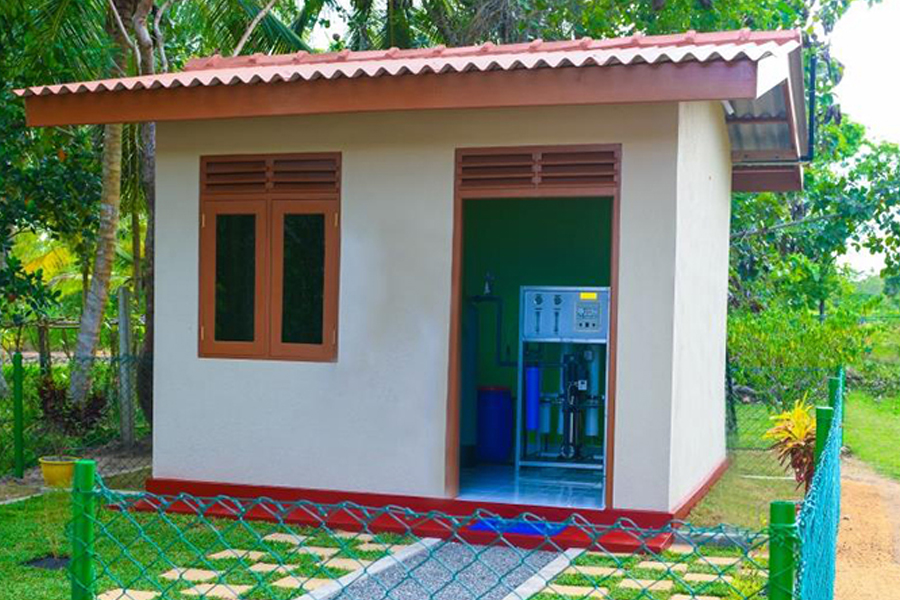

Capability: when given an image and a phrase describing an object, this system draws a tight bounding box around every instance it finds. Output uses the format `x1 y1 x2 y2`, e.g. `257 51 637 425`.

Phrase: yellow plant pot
39 456 80 488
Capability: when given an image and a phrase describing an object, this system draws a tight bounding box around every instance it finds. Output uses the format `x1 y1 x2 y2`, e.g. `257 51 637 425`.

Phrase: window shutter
458 147 619 192
271 156 340 194
202 154 340 196
202 159 268 194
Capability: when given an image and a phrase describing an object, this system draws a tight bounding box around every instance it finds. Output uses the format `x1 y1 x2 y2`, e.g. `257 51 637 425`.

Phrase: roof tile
14 29 800 98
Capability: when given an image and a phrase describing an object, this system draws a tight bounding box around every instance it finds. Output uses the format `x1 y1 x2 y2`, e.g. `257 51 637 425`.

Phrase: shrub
38 377 107 437
729 304 868 409
764 400 816 491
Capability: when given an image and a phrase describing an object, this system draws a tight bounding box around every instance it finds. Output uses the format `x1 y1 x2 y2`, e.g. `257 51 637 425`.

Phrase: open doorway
458 196 613 509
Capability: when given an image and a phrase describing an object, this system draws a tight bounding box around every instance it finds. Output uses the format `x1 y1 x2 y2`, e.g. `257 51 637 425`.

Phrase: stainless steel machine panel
521 287 610 343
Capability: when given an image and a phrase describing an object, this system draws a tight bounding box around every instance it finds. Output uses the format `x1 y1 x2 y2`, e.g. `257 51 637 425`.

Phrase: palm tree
17 0 324 405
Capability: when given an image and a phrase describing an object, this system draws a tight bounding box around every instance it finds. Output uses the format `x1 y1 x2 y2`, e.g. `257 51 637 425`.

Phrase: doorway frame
445 143 622 509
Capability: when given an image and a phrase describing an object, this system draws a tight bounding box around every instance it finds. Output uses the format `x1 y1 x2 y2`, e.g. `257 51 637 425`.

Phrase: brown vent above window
202 154 340 196
457 146 619 192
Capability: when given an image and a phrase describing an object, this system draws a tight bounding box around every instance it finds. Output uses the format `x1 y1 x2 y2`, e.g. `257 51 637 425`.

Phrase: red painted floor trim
671 456 731 520
141 477 676 552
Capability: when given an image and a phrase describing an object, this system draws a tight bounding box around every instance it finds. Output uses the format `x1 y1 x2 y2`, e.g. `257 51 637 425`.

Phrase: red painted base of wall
139 463 728 552
672 457 732 520
143 477 677 552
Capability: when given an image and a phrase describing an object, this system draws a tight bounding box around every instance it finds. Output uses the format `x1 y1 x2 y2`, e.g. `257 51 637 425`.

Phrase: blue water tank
476 386 513 463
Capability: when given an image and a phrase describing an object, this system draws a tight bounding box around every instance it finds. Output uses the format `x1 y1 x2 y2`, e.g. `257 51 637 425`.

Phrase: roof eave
23 60 762 127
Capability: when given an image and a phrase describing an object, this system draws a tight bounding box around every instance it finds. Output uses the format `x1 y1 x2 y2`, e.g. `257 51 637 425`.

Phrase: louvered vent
202 159 267 194
458 148 618 192
202 154 340 195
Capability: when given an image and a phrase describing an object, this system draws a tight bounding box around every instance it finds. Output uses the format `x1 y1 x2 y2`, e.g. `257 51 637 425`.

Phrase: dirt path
835 458 900 599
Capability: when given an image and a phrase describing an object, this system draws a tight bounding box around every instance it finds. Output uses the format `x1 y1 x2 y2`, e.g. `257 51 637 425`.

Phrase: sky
832 0 900 275
307 1 898 276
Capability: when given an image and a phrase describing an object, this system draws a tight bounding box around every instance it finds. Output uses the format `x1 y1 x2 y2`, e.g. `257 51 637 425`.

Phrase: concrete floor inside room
457 465 605 509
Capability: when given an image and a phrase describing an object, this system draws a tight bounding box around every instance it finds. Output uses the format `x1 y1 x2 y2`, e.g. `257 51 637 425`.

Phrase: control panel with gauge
521 287 610 343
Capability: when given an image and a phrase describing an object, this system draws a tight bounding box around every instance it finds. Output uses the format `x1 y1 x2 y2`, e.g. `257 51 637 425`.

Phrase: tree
7 0 327 406
0 10 104 394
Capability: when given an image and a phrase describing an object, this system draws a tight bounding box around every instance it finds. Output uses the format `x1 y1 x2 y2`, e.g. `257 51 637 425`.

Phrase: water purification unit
515 286 611 478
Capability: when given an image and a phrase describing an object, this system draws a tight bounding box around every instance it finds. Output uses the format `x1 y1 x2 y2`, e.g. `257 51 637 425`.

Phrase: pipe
467 295 517 368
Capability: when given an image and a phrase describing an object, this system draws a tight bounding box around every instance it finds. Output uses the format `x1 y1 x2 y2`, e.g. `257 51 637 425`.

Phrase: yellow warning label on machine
579 291 598 300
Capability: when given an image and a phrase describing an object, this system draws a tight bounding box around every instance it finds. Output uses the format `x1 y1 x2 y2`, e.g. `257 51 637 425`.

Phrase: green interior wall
460 197 613 455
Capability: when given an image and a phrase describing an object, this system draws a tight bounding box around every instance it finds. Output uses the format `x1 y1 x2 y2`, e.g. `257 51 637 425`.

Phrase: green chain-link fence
725 362 832 476
57 369 844 600
0 353 151 493
69 469 772 600
795 368 844 600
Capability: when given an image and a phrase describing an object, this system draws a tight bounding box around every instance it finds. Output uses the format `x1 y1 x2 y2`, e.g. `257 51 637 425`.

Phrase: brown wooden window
199 154 340 361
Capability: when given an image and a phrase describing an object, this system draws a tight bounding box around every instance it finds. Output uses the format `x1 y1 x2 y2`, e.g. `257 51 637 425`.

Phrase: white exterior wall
667 101 732 509
153 104 682 510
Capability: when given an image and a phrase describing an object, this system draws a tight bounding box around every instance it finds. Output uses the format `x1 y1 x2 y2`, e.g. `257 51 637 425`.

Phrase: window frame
198 153 341 362
269 199 340 361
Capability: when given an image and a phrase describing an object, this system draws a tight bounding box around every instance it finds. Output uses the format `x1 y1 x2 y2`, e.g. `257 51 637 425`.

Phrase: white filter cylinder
585 405 599 437
540 402 551 434
557 403 565 435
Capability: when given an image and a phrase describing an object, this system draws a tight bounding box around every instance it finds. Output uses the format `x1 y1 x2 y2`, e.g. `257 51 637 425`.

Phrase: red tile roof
15 29 800 98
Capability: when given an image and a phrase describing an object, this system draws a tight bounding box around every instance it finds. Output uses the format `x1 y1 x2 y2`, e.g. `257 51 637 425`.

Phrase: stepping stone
700 556 741 567
249 562 300 574
334 531 375 542
263 532 308 545
564 565 623 578
618 579 674 591
97 591 159 600
637 560 688 573
286 545 340 558
541 583 608 598
323 557 374 570
182 583 251 599
672 595 721 600
160 568 219 582
355 542 398 552
207 549 267 562
272 576 333 590
667 544 696 555
684 572 733 583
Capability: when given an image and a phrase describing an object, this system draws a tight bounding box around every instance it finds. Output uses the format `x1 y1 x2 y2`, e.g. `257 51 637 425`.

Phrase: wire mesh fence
725 363 833 477
50 366 846 600
0 353 151 492
71 474 771 600
796 370 843 600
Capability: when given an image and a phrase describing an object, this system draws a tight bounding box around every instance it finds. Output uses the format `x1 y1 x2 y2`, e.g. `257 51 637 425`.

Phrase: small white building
19 29 806 523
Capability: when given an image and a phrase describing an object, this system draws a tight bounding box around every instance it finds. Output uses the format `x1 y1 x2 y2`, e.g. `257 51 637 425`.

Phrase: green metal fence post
13 351 24 478
72 460 97 600
815 406 835 464
836 365 845 436
769 500 797 600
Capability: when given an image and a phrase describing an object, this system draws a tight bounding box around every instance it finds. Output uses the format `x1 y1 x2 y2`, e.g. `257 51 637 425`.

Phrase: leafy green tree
4 0 326 408
0 16 104 394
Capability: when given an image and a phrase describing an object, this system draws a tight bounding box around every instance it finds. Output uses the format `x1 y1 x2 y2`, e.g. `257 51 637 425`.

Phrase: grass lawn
728 403 773 451
688 450 802 530
536 544 767 600
845 389 900 480
0 491 408 600
0 491 71 600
